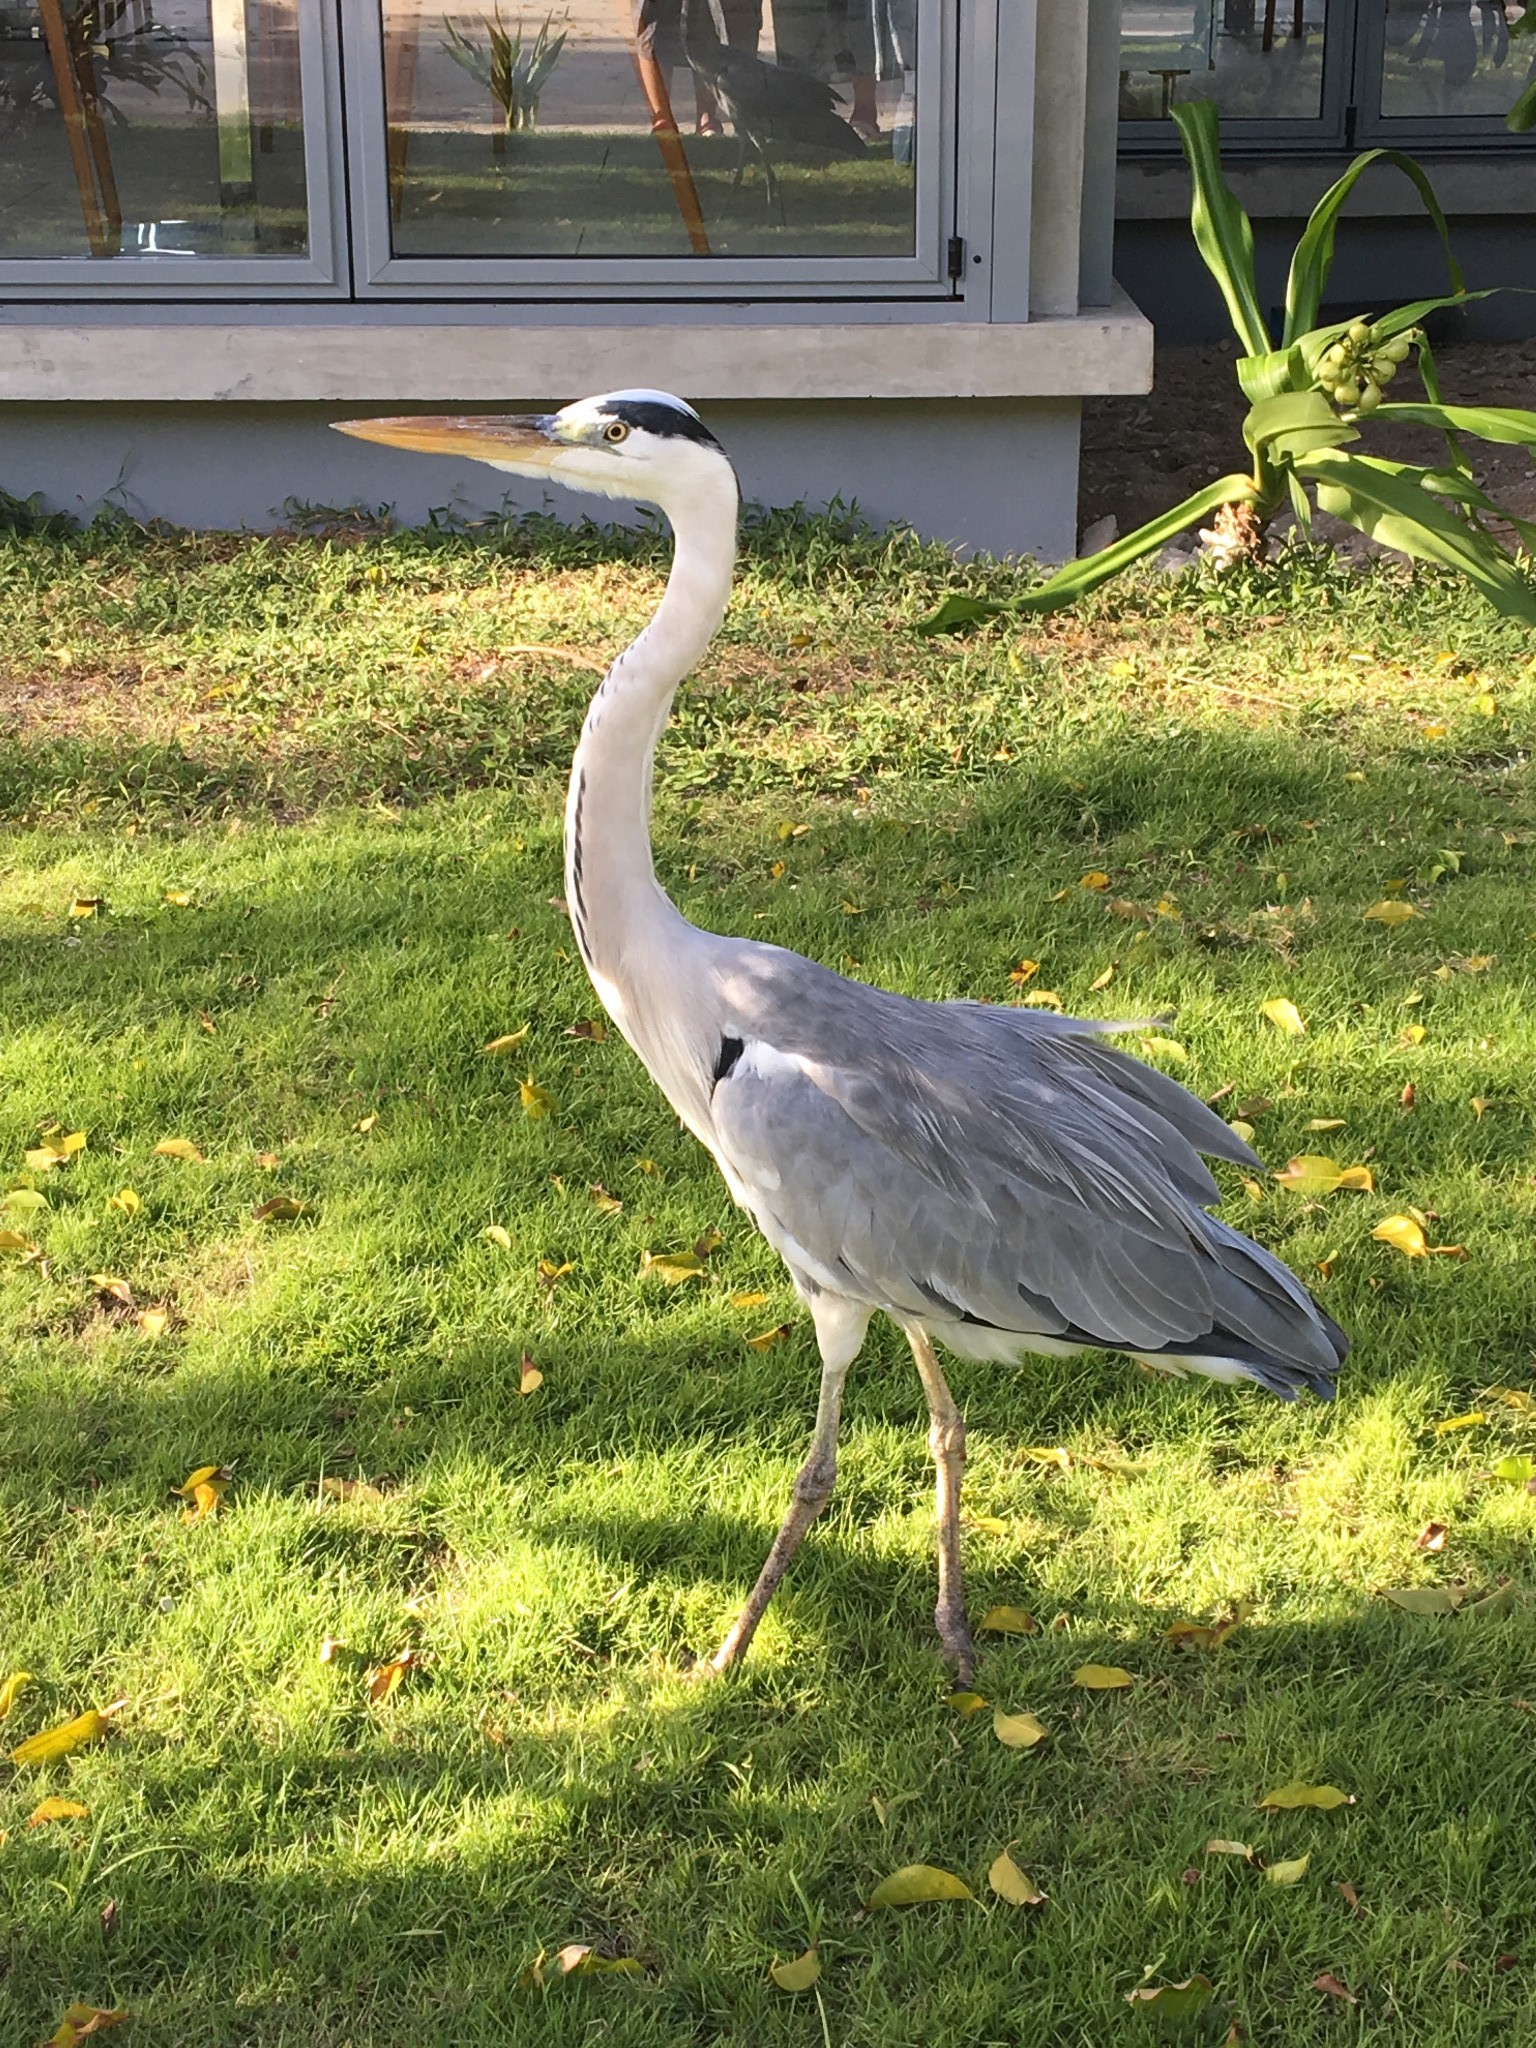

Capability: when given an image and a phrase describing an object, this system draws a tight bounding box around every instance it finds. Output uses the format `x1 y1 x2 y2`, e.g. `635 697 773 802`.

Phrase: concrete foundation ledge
0 294 1151 405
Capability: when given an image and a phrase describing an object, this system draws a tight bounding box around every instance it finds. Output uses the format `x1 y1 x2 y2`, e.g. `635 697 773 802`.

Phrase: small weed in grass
0 515 1533 2046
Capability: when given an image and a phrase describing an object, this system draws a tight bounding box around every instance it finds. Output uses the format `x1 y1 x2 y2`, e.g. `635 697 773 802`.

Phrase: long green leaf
1294 450 1536 622
1170 103 1270 357
1509 76 1536 134
1011 475 1261 617
915 593 1012 635
1283 154 1464 345
1237 345 1306 404
1370 402 1536 448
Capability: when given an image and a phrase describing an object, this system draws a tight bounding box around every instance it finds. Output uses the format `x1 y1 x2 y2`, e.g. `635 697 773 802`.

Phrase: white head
334 389 737 520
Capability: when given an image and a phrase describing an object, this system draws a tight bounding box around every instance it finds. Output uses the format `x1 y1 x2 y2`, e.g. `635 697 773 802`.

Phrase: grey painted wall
0 396 1083 562
1116 216 1536 346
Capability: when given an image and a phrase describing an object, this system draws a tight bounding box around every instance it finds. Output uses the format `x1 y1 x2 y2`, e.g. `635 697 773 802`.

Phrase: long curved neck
563 470 737 1008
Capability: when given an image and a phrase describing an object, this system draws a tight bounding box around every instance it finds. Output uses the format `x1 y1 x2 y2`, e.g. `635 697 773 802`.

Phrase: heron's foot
935 1596 976 1688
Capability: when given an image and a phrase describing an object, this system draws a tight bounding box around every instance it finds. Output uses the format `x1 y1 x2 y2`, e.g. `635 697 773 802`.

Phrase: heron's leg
708 1297 869 1675
904 1323 975 1685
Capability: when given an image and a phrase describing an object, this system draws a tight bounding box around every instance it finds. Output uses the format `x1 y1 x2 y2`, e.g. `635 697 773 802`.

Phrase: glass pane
1379 0 1536 119
382 0 920 259
0 0 308 260
1119 0 1328 123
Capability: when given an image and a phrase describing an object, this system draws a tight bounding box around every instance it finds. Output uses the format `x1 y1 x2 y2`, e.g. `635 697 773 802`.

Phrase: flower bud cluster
1317 321 1416 413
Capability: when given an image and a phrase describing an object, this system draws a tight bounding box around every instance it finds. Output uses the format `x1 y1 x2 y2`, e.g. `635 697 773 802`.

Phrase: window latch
947 236 966 281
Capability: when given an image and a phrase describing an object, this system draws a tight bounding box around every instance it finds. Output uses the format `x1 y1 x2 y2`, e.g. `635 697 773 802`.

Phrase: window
1118 0 1536 149
0 0 978 298
348 0 955 294
0 0 342 289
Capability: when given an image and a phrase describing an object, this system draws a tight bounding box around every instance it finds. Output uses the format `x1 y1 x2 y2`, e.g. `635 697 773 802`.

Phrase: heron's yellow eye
604 421 630 443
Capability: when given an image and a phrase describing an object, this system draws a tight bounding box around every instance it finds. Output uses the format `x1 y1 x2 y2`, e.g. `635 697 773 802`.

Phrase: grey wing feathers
705 944 1343 1397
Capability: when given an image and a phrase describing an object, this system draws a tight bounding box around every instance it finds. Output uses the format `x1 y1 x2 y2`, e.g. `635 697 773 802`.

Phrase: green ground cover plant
0 507 1534 2046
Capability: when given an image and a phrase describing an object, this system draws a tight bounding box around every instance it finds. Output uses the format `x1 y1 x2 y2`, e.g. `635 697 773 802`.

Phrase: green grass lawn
0 504 1534 2047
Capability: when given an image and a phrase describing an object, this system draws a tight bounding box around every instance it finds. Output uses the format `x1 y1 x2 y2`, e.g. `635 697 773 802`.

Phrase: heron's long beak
331 414 561 469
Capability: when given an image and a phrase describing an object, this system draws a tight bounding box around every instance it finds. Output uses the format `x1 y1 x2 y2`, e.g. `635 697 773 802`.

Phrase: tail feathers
1137 1310 1346 1403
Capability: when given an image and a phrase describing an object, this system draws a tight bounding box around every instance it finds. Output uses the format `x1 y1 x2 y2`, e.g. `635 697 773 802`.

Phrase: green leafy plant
441 7 567 141
922 102 1536 632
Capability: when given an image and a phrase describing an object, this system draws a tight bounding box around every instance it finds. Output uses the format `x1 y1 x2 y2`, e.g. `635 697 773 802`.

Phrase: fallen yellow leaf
1205 1839 1256 1860
1125 1978 1214 2018
518 1353 543 1396
10 1707 115 1766
28 1796 89 1827
483 1028 530 1054
1260 997 1306 1036
354 1113 378 1134
251 1195 304 1222
1080 870 1110 891
1399 1024 1427 1046
744 1324 791 1351
868 1863 973 1907
1433 1410 1485 1434
1072 1663 1133 1690
1090 963 1116 992
1009 959 1040 987
108 1188 141 1215
987 1850 1046 1906
520 1076 556 1119
978 1605 1038 1636
1023 989 1063 1011
0 1671 31 1720
90 1274 133 1306
153 1138 204 1162
536 1257 573 1287
1363 900 1421 926
138 1309 169 1339
589 1184 623 1216
640 1251 706 1285
482 1224 512 1249
769 1947 821 1992
1373 1214 1427 1258
947 1690 990 1718
1257 1782 1354 1811
24 1132 86 1171
68 897 104 919
731 1290 769 1309
1140 1037 1188 1065
1266 1852 1312 1886
992 1706 1047 1747
1303 1118 1346 1133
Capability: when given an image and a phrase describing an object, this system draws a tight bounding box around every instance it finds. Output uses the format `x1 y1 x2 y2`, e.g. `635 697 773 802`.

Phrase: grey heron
679 0 867 224
335 392 1346 1684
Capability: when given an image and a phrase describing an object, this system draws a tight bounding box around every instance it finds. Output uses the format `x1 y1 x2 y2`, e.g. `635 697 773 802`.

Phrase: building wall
0 396 1085 563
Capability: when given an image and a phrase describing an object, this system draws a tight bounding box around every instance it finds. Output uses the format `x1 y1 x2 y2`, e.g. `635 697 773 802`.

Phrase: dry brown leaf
1415 1521 1448 1552
318 1476 385 1505
1312 1973 1358 2004
46 2004 128 2047
366 1649 417 1703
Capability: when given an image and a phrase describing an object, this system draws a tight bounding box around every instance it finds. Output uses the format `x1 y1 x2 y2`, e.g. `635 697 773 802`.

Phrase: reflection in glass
0 0 308 259
382 0 920 259
1119 0 1327 122
1380 0 1536 119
